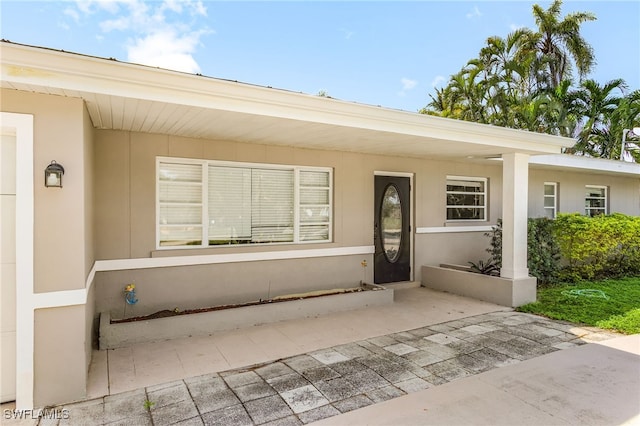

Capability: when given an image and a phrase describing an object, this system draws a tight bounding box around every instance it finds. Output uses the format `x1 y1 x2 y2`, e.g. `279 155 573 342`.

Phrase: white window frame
543 182 558 218
585 185 608 217
156 157 333 249
446 176 487 222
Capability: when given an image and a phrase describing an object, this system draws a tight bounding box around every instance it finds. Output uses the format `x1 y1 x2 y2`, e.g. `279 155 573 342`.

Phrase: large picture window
446 176 487 221
157 158 332 248
585 185 607 217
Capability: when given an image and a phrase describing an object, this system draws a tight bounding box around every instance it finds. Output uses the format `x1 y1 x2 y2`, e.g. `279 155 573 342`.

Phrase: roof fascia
531 154 640 177
2 42 571 154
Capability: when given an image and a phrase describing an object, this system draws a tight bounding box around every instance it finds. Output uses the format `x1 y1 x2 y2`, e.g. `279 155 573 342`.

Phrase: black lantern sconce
44 161 65 188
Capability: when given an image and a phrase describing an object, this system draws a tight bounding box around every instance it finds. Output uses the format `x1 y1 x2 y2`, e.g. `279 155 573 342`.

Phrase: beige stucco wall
1 89 91 293
1 89 95 407
94 129 507 260
96 254 372 318
415 232 493 271
34 305 86 407
92 129 506 314
83 105 95 279
529 168 640 217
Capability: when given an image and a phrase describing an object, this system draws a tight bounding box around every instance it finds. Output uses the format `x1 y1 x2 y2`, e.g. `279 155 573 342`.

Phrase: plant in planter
468 259 500 276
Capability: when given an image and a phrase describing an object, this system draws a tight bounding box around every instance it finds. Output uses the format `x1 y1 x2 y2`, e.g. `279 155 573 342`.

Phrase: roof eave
1 41 572 156
531 154 640 177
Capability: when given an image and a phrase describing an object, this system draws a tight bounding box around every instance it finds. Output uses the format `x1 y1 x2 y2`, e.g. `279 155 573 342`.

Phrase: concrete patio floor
3 286 636 425
87 285 512 397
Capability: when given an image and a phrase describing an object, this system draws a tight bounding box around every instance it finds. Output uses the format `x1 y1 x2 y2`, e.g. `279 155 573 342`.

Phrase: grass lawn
517 277 640 335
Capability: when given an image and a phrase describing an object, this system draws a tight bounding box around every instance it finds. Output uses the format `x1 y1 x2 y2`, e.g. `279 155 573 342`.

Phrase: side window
585 185 607 217
543 182 557 218
446 176 487 221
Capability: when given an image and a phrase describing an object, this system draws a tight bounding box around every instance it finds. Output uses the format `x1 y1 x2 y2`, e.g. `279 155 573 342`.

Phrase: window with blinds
446 176 487 221
158 162 204 246
157 158 332 248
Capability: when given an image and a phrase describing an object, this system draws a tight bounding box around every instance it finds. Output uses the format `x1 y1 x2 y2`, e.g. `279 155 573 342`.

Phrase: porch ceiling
1 41 573 160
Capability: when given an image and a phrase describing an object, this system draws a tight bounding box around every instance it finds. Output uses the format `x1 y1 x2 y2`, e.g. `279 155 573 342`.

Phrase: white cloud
398 78 417 96
401 78 417 91
71 0 209 74
340 28 355 40
64 7 80 22
128 30 203 73
431 75 446 88
466 6 482 19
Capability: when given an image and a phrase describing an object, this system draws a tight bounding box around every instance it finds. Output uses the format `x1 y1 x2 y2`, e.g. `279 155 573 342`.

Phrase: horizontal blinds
158 162 203 246
252 169 294 242
159 162 202 182
300 225 330 241
299 170 330 241
158 160 331 247
158 226 202 246
300 170 329 187
208 166 252 240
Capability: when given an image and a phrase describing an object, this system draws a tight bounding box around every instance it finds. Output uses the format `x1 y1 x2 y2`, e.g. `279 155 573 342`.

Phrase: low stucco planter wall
99 284 393 349
421 265 536 308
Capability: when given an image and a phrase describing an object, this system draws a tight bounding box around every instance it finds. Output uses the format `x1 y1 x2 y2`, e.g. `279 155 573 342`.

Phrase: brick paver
48 311 618 426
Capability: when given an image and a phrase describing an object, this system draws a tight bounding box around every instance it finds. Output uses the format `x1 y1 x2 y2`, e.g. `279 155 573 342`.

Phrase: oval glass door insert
381 184 402 263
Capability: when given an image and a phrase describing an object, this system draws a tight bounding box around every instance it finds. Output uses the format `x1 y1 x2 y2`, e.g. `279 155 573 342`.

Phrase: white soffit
531 154 640 177
0 42 573 159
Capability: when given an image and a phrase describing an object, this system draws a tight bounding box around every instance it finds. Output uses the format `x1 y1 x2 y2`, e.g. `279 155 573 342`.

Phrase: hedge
485 213 640 283
554 213 640 281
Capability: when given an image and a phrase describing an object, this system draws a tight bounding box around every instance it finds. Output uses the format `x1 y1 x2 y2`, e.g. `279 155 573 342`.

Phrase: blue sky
1 1 639 112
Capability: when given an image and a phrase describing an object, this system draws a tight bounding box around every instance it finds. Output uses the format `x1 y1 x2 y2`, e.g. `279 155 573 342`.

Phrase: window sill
151 240 335 258
416 225 493 234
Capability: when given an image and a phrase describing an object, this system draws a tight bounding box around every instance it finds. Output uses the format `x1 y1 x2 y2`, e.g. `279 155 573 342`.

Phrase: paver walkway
41 310 617 425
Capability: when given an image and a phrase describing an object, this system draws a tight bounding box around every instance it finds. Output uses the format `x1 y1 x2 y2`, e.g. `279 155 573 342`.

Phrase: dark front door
374 175 411 284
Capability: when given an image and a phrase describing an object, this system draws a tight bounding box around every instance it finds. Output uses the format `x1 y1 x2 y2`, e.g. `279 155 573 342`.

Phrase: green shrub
487 213 640 283
554 213 640 281
527 217 561 284
485 217 560 285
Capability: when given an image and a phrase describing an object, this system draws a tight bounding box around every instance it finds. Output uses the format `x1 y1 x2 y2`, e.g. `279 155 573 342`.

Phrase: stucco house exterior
1 41 639 409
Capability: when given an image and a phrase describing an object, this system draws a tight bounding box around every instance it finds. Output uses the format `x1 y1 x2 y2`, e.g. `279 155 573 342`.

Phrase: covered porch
1 41 573 409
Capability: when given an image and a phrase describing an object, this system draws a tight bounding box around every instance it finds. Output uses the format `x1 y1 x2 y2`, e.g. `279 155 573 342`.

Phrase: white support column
501 152 530 279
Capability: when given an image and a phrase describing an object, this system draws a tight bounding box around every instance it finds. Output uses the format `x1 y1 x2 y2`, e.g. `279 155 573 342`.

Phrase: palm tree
540 79 581 137
609 90 640 161
448 66 488 123
419 0 640 163
530 0 596 89
478 29 536 99
421 87 450 117
572 79 626 156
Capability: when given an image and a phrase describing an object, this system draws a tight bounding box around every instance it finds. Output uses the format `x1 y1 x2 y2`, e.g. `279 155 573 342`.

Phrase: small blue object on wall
124 283 139 305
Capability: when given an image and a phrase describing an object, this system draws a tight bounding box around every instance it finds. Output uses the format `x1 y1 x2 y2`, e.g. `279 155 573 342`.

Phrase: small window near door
543 182 557 218
446 176 487 221
585 185 607 217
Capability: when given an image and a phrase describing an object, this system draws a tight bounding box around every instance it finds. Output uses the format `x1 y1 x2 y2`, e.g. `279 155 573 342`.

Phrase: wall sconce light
44 161 65 188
